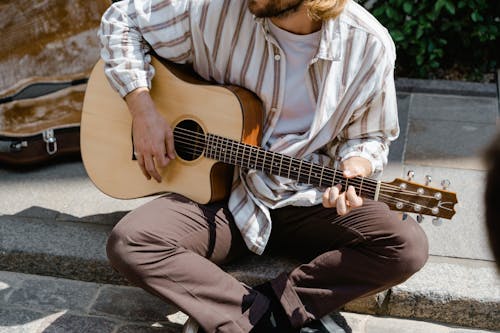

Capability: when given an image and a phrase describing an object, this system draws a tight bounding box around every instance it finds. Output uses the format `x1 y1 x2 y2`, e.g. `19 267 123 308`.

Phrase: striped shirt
99 0 399 254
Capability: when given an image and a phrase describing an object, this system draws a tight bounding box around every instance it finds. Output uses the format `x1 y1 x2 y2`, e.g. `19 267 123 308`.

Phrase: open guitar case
0 0 111 167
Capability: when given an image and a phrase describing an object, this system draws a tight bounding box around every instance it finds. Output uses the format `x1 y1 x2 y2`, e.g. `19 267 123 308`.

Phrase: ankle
251 282 294 333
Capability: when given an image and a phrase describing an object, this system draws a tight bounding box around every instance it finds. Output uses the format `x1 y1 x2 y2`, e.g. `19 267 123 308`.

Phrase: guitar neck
173 125 457 219
204 133 380 201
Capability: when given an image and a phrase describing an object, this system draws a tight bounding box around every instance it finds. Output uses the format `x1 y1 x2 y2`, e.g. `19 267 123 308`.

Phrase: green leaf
372 7 385 18
427 41 435 52
391 30 405 42
385 7 398 19
403 2 413 14
444 1 455 14
430 60 440 68
434 0 445 14
416 54 424 66
471 12 483 22
416 26 424 39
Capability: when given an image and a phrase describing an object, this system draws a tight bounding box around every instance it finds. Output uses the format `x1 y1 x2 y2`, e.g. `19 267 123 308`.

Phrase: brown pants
107 193 428 333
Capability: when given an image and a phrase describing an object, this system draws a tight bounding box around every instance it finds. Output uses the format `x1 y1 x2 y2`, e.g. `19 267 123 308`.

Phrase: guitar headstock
381 175 458 220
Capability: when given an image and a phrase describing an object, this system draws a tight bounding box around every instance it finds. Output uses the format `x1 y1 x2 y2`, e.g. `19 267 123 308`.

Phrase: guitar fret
319 166 324 187
307 162 313 184
231 140 236 165
247 146 252 169
235 141 239 164
222 137 228 163
219 136 224 161
231 140 236 164
214 135 219 160
254 147 259 170
297 160 303 182
217 135 223 161
287 156 292 179
278 154 283 177
205 134 212 159
359 177 364 196
332 166 337 187
262 150 267 172
241 144 246 168
270 152 275 175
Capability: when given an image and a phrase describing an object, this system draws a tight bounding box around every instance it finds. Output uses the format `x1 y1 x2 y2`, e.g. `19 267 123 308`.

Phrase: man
99 0 429 332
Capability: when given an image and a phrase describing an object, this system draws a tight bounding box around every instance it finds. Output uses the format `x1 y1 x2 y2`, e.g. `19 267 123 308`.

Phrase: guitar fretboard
203 133 380 200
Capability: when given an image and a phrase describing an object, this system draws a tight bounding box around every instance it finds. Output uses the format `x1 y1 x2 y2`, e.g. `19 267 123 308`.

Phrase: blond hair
306 0 348 21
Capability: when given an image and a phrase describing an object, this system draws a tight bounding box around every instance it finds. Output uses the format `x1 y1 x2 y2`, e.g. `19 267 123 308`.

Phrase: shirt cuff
117 78 151 98
337 140 389 178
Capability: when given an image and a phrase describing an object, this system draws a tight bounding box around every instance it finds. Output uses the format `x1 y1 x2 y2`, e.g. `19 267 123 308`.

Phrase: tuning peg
432 217 443 226
441 179 451 190
425 175 432 186
407 170 415 181
416 214 424 223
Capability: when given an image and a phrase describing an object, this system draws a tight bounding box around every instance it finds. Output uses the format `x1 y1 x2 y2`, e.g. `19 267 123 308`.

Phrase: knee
106 216 173 274
106 222 134 272
389 218 429 282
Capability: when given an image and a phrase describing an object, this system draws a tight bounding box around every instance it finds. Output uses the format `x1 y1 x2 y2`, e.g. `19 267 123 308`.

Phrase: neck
270 4 322 35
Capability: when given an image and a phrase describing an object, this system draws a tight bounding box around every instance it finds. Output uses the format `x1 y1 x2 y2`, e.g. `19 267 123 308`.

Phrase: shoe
182 317 206 333
251 282 295 333
299 313 346 333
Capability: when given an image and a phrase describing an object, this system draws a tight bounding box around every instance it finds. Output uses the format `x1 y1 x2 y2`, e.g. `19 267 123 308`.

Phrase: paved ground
0 270 496 333
0 81 499 332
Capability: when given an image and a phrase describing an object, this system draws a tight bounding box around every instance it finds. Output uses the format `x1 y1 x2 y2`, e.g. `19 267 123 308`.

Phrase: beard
248 0 305 18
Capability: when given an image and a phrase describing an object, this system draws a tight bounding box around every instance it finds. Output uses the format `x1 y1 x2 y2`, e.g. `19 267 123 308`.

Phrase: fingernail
344 169 352 177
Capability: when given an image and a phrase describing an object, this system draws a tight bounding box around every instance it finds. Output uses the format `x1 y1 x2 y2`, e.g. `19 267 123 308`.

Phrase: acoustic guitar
81 57 457 221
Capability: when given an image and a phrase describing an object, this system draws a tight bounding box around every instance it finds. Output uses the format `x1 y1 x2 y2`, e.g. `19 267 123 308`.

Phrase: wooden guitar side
80 58 263 202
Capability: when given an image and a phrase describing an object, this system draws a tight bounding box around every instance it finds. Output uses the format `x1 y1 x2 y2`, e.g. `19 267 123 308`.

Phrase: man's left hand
322 156 372 215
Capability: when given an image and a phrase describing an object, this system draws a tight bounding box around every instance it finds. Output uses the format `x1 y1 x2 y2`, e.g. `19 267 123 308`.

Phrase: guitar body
81 58 263 202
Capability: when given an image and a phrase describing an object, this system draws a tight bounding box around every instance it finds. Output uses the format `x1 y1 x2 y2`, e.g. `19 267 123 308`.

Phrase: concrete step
0 270 496 333
0 213 498 331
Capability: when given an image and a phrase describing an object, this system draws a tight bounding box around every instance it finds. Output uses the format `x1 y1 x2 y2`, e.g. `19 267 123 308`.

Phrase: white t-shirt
268 20 322 143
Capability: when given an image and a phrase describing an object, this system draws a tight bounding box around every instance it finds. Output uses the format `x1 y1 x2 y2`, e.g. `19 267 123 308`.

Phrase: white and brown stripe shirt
99 0 399 254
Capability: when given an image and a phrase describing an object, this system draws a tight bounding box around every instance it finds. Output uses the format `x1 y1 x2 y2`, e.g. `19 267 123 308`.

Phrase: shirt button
270 107 278 113
274 54 281 61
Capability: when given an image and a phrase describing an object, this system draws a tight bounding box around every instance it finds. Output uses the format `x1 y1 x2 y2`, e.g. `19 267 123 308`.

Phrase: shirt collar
254 16 342 62
316 18 342 62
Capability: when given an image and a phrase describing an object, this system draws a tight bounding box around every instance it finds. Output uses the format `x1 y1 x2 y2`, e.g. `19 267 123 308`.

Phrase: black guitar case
0 0 110 166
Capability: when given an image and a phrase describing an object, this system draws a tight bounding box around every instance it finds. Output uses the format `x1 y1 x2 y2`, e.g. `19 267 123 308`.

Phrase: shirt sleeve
98 0 193 97
330 41 399 178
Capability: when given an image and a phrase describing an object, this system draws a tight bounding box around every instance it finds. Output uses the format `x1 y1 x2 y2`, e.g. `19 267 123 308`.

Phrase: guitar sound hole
173 119 205 161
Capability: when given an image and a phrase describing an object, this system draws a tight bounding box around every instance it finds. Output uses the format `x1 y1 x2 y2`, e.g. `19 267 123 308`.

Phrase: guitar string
173 131 379 192
172 129 438 198
172 134 444 214
172 128 439 199
172 127 385 191
173 127 433 197
172 128 434 200
172 129 441 201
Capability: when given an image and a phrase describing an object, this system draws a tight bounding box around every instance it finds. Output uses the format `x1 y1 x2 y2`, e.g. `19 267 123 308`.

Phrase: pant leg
106 193 270 333
267 200 429 327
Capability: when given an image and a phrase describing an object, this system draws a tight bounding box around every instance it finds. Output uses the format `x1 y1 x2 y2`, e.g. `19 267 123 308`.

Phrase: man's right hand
125 87 176 182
